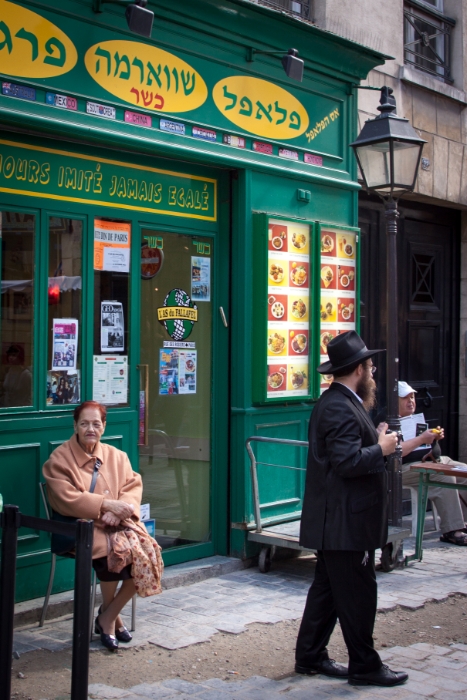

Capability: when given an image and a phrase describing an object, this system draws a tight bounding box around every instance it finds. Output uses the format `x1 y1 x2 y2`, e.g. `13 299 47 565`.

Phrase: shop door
138 229 226 564
359 197 460 457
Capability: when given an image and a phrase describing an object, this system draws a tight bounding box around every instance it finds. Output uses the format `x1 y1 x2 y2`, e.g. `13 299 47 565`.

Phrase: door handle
423 387 433 408
137 364 149 446
219 306 228 328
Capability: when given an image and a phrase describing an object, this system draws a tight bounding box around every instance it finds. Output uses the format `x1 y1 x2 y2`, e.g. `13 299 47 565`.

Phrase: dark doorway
359 194 460 458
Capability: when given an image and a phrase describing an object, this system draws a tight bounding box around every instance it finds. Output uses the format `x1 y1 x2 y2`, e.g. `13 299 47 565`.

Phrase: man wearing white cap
376 381 467 545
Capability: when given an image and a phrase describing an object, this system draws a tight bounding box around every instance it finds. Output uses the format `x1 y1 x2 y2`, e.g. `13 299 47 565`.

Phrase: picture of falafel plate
268 332 286 354
290 264 307 286
321 265 333 288
271 301 285 319
268 371 284 389
320 331 334 354
291 231 307 249
269 262 285 283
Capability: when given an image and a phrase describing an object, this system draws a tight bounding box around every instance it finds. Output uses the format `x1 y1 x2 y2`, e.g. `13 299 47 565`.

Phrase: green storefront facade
0 0 386 601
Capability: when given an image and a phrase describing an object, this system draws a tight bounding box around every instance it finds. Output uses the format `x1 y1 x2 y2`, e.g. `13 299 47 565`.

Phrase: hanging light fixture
93 0 154 38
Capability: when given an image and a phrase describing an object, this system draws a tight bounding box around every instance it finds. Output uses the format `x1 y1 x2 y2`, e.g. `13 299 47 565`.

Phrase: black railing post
71 519 94 700
0 504 20 700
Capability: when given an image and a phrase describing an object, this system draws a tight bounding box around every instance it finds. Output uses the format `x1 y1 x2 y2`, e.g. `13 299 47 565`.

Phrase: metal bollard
0 505 20 700
71 519 94 700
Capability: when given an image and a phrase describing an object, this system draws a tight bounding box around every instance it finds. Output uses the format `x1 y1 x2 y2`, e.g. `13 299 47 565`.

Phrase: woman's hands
101 499 135 527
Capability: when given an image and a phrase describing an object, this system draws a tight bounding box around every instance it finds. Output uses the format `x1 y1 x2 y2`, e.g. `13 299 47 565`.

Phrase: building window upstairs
404 0 455 83
254 0 311 20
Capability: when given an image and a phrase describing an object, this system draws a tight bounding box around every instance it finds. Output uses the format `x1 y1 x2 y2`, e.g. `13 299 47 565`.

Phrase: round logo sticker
158 288 198 341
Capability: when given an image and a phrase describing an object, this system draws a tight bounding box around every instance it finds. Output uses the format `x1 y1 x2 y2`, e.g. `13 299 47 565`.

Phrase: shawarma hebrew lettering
84 40 208 113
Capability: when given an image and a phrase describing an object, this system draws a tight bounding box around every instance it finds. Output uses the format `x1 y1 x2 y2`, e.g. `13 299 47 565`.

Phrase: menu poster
179 350 197 394
101 301 124 352
159 349 197 395
93 355 128 404
52 319 78 371
319 226 358 393
94 219 131 273
266 218 310 399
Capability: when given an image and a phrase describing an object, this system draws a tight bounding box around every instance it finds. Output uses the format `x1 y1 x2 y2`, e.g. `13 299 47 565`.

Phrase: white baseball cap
398 381 417 398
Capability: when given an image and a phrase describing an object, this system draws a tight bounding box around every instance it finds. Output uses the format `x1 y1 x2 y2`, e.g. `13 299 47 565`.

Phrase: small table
405 462 467 565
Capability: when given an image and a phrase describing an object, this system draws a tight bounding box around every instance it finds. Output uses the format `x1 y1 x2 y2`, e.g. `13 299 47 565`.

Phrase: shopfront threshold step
13 555 256 628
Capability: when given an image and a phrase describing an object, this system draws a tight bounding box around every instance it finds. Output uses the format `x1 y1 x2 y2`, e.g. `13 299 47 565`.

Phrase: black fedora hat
317 331 385 374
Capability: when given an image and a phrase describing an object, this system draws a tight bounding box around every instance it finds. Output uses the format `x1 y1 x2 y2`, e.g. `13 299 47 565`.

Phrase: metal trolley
246 436 411 573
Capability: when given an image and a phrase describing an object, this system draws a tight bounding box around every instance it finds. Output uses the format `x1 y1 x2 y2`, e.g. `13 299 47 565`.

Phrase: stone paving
13 528 467 698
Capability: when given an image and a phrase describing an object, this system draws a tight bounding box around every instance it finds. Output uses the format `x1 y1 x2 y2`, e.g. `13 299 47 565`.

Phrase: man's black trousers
295 549 382 675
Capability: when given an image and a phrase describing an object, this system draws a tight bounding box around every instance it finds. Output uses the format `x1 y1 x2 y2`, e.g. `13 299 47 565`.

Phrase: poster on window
179 350 197 394
94 219 131 273
47 370 80 405
52 319 78 371
101 301 124 352
191 256 211 301
93 355 128 404
159 349 179 395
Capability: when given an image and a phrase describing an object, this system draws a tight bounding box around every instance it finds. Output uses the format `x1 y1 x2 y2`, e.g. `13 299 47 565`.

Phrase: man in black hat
295 331 408 687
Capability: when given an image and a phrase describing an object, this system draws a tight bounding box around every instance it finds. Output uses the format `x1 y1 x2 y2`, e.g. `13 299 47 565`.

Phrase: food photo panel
289 329 309 356
320 263 337 291
337 297 355 323
288 222 309 255
267 364 287 394
267 328 287 357
268 223 288 253
320 297 337 323
320 329 337 355
289 260 309 288
320 230 336 257
288 295 309 323
337 232 356 260
287 363 308 394
337 265 355 291
268 258 288 287
268 294 288 322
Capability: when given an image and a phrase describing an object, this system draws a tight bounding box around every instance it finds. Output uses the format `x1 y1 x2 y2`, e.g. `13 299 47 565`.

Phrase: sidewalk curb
13 555 257 628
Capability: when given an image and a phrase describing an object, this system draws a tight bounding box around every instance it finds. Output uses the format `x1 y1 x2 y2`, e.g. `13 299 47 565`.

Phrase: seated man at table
376 382 467 546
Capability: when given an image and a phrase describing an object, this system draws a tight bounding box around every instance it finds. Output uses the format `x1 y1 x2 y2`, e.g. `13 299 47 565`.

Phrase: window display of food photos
267 218 310 398
319 226 357 393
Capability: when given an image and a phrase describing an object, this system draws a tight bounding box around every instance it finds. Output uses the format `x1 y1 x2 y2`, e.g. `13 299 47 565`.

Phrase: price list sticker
266 218 310 399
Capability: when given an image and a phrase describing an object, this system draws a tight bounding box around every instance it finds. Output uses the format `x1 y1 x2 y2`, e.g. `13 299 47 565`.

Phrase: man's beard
356 373 377 411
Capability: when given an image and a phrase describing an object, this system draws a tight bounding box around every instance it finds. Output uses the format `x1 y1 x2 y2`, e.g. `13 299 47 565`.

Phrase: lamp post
350 86 426 528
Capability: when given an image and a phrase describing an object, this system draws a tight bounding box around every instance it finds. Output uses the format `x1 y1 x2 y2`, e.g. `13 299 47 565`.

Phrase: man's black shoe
295 659 348 678
348 664 408 686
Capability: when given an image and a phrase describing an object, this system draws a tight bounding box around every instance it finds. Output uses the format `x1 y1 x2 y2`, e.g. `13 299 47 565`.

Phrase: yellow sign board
213 76 309 140
157 306 198 322
85 40 208 113
0 0 77 78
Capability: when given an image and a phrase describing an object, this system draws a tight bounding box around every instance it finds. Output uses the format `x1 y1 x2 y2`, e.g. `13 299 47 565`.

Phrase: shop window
256 0 311 19
93 218 131 406
0 211 35 408
47 217 83 406
404 0 454 83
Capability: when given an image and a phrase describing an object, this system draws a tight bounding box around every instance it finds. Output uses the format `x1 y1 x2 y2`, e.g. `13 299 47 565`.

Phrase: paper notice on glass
94 219 131 272
93 355 128 404
191 256 211 302
179 350 197 394
52 319 78 370
399 413 426 441
101 301 124 352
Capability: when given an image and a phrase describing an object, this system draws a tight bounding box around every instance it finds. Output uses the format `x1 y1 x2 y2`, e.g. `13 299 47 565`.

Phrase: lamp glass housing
355 139 424 195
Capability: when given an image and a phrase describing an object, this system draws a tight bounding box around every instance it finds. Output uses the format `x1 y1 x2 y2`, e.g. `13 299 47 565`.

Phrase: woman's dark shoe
115 626 132 643
95 615 119 652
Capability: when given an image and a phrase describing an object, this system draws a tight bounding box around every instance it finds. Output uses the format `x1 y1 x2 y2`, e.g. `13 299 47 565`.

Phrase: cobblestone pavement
85 641 467 699
14 531 467 698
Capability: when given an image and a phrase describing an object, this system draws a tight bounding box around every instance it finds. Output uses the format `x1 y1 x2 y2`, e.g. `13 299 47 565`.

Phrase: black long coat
299 382 388 551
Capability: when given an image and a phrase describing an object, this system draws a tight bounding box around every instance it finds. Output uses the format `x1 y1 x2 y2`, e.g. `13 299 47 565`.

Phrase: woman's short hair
73 401 107 423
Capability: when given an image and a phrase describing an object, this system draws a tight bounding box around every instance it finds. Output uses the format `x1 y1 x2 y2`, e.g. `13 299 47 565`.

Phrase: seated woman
43 400 142 651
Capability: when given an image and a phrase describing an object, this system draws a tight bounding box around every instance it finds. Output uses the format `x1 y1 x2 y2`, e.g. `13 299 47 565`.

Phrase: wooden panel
408 321 441 386
0 443 41 543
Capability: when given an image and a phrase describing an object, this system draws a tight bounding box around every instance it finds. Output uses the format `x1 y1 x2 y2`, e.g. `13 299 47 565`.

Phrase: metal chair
39 483 136 637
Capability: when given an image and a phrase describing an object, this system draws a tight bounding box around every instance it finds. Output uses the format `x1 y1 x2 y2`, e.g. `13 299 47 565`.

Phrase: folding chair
39 482 136 638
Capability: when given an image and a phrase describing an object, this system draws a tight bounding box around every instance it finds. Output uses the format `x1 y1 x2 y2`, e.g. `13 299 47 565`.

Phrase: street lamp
350 86 425 531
